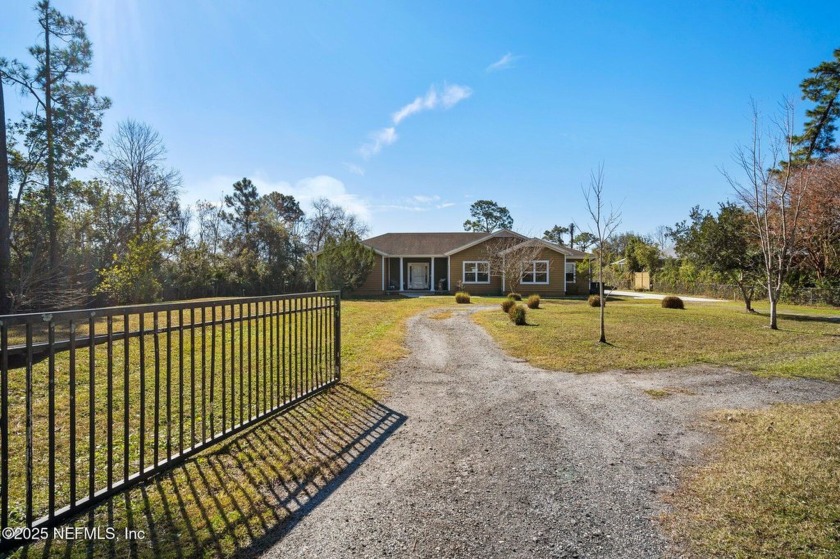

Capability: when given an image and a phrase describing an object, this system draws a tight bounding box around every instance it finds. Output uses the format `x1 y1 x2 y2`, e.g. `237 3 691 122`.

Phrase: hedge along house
350 229 591 296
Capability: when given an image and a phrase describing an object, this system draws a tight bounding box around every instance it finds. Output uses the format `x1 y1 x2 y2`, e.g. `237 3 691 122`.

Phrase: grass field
663 400 840 558
472 297 840 380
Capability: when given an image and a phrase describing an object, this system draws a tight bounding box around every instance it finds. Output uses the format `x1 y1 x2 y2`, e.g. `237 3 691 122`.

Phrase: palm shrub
501 298 516 313
588 294 603 307
507 292 522 301
661 296 685 309
508 304 527 325
526 294 540 309
455 291 471 304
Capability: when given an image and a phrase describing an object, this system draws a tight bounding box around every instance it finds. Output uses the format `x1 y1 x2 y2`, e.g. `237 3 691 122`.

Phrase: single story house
350 229 591 296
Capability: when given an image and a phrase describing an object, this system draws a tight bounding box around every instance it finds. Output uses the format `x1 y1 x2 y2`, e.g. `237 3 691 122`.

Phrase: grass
663 400 840 558
643 387 695 399
339 296 478 396
473 298 840 379
7 294 488 557
428 311 453 320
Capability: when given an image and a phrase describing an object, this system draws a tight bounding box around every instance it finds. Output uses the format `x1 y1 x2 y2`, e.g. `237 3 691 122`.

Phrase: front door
407 263 429 290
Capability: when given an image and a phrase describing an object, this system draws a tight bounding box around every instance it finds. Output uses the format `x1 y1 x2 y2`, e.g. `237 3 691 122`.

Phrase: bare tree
723 99 810 330
484 237 546 295
196 199 226 260
653 225 671 254
305 197 367 251
100 119 181 240
583 164 622 344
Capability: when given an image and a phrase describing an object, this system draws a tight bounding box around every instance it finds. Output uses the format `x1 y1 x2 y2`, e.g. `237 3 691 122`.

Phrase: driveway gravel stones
263 307 840 558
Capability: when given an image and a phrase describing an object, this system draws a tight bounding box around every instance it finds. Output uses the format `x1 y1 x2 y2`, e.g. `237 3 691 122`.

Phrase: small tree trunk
43 6 58 281
768 280 778 330
0 78 11 313
737 280 753 312
598 258 606 343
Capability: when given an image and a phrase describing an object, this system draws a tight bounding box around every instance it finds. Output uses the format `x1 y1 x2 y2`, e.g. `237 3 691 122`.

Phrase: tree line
0 2 376 312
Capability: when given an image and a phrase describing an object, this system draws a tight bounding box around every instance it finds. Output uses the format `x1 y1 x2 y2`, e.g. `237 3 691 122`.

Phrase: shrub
455 291 471 304
508 304 527 325
507 292 522 301
526 294 540 309
501 299 516 313
661 296 685 309
588 294 603 307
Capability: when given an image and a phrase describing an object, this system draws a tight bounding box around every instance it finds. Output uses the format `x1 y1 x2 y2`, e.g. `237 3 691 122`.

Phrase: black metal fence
0 291 340 549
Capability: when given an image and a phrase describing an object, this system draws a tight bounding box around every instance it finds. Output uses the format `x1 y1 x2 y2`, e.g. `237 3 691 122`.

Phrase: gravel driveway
263 307 840 559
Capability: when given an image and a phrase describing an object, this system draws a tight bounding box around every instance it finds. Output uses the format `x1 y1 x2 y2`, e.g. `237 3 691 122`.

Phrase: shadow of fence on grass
12 384 405 559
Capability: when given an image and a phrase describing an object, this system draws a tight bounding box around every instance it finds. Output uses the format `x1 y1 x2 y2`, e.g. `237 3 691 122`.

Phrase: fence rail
0 291 340 551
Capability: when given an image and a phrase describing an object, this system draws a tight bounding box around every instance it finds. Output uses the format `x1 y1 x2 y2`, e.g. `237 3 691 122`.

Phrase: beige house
351 229 590 296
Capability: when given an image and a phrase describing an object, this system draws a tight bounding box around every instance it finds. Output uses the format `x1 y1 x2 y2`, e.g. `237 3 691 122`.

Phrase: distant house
348 229 590 296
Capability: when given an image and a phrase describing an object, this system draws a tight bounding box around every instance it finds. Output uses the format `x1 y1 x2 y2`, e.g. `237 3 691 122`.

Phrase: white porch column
399 257 404 291
447 256 451 292
430 258 435 292
502 255 506 292
381 256 385 290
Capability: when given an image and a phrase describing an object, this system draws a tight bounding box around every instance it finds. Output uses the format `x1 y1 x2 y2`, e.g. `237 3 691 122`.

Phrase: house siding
347 234 590 297
513 247 566 297
449 242 504 294
450 242 567 296
565 259 591 296
350 255 385 295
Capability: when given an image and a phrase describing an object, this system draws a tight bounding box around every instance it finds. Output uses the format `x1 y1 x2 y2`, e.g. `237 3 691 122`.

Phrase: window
521 261 549 284
463 261 490 283
566 262 576 283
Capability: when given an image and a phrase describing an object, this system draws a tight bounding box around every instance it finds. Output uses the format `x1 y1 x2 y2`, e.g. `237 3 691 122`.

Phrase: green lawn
663 400 840 558
473 298 840 380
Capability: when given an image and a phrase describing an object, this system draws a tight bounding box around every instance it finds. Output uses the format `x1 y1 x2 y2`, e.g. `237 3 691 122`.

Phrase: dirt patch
263 307 840 558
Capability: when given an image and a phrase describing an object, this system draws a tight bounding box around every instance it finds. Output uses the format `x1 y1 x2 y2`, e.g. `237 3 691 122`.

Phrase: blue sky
3 1 839 238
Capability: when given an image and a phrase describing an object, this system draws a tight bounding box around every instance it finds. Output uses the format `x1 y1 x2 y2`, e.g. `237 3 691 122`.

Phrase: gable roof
360 230 591 258
499 238 590 259
361 232 487 256
443 229 530 255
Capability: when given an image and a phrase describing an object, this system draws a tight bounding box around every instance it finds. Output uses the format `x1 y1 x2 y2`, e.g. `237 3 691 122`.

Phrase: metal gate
0 292 340 550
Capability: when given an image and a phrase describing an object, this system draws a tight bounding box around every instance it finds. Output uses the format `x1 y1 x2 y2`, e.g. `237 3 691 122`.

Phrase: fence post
333 294 341 382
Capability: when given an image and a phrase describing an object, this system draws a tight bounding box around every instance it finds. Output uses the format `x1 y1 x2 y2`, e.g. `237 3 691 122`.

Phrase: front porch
383 256 449 293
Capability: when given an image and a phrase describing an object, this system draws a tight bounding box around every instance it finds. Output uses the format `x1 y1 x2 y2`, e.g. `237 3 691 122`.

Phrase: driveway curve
263 307 840 559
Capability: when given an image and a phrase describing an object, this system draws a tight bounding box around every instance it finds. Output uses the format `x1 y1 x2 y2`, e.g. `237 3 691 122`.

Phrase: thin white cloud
359 127 398 160
440 83 472 108
359 82 472 160
486 52 521 73
436 202 456 209
412 194 440 203
392 87 439 124
344 162 366 176
392 83 473 125
192 174 371 222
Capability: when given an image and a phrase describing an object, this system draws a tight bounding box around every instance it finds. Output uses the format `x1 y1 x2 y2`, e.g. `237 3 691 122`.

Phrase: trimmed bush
507 292 522 301
455 291 471 304
526 294 540 309
501 299 516 313
508 304 527 325
661 296 685 309
588 294 603 307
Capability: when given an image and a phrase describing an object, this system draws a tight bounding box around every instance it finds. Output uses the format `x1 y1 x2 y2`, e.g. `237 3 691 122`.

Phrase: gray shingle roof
361 232 489 255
